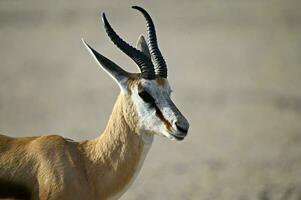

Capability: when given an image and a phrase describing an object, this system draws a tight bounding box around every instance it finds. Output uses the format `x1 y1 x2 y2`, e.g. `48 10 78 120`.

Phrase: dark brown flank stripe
154 105 172 131
0 179 31 200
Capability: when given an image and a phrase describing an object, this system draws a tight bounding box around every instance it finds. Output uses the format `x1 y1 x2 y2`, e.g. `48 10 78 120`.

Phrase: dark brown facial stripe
0 179 31 200
154 105 172 131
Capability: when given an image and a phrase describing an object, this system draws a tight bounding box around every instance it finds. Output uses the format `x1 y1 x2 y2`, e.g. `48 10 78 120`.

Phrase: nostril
175 122 188 134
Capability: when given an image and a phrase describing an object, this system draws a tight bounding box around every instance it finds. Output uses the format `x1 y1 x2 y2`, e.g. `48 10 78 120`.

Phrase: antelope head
83 6 189 141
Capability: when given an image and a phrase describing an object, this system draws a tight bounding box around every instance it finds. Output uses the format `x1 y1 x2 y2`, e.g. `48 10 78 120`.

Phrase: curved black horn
132 6 167 78
102 13 156 79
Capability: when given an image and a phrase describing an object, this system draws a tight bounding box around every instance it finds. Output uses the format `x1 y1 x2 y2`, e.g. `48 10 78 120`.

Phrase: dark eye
138 91 155 104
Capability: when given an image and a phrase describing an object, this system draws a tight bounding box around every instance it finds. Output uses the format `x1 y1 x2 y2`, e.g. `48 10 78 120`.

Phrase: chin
160 131 186 141
169 133 185 141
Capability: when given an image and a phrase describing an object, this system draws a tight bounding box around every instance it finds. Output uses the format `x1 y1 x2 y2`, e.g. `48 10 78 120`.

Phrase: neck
79 94 153 199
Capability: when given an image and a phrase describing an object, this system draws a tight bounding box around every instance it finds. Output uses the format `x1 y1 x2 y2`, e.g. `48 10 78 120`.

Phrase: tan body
0 94 150 200
0 6 190 200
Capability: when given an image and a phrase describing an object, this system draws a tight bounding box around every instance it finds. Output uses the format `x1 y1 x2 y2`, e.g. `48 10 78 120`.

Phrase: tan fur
79 93 144 199
126 76 141 94
156 78 165 86
0 92 145 200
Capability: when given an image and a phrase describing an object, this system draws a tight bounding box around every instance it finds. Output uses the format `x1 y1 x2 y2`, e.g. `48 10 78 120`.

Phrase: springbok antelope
0 6 189 200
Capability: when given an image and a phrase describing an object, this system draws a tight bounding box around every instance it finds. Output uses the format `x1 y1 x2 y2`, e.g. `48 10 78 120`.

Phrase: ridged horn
132 6 168 78
102 13 156 79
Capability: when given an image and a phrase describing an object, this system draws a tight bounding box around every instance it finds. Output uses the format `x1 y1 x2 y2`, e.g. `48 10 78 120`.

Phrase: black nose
175 122 188 134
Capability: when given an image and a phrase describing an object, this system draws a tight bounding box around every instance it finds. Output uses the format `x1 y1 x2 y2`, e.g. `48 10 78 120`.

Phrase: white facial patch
130 78 183 139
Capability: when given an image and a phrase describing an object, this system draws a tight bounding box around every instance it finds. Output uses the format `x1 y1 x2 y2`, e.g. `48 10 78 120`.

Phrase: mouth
169 133 185 141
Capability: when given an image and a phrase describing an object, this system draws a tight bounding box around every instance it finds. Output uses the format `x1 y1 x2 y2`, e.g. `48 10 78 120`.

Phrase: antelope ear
82 39 129 90
136 35 151 58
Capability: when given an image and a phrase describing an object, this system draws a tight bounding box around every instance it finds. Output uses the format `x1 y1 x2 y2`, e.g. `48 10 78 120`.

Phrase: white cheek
130 79 176 138
131 92 163 135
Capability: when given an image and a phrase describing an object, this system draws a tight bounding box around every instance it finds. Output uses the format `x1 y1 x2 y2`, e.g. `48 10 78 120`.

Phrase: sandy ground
0 0 301 199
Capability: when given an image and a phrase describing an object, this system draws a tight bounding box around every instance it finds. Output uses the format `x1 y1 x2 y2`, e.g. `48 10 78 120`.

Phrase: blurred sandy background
1 0 301 199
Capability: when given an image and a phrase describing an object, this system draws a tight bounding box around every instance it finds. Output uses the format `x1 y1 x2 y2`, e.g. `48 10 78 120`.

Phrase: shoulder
29 134 79 155
32 134 77 145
